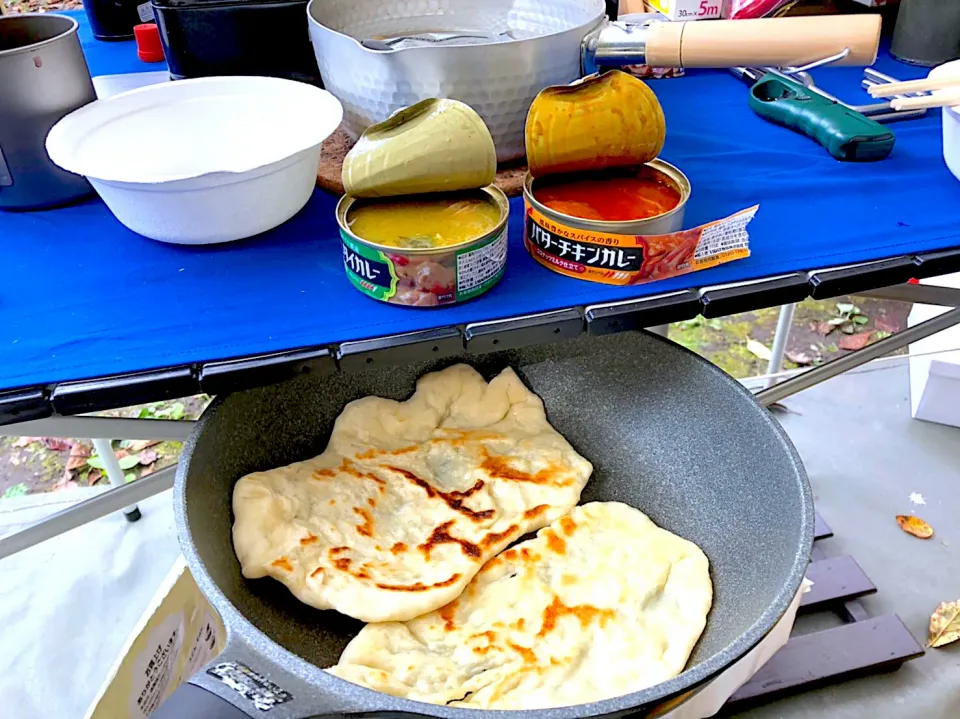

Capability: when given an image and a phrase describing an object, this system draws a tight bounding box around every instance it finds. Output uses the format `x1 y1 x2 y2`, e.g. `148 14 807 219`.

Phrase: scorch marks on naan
328 502 713 710
231 365 592 622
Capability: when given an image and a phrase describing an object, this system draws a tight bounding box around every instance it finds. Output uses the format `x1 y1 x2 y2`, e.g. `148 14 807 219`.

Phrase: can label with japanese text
336 187 508 308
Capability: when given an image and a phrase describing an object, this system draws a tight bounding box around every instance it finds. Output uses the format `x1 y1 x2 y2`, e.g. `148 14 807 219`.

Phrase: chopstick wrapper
655 578 814 719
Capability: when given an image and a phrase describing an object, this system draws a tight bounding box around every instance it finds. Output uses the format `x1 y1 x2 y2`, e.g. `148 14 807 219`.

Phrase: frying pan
306 0 882 161
154 331 813 718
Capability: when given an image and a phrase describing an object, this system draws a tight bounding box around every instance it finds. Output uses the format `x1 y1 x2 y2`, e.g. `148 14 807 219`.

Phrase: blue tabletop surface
1 11 958 391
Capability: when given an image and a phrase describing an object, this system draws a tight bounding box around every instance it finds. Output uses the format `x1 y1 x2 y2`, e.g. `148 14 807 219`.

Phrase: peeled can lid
134 23 165 64
342 99 496 198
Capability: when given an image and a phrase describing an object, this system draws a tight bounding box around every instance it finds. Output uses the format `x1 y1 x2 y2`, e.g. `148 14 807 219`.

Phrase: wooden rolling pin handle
644 15 881 69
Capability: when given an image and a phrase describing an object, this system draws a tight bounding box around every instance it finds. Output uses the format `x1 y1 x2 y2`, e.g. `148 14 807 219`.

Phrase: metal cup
0 14 96 211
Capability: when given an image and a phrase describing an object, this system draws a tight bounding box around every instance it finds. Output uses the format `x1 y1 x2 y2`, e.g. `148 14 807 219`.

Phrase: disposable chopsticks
890 93 960 112
868 76 960 97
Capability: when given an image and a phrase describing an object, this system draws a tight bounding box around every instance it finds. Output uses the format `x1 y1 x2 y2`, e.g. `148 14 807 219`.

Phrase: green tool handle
748 73 895 162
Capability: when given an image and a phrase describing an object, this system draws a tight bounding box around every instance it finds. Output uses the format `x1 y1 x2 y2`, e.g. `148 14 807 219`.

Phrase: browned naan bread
231 365 593 622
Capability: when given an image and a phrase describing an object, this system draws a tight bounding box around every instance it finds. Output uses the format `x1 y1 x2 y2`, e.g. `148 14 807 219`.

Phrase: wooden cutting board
316 126 528 197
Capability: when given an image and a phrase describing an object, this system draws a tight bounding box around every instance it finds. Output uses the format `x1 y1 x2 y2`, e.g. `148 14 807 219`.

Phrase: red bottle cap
134 23 165 64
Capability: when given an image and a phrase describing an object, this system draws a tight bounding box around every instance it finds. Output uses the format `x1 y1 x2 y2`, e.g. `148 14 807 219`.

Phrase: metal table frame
3 250 960 560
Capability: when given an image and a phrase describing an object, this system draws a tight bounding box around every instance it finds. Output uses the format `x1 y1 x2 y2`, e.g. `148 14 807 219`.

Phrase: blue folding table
2 11 960 552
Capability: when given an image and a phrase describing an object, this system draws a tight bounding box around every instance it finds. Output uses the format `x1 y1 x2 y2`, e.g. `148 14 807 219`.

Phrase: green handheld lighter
747 72 895 162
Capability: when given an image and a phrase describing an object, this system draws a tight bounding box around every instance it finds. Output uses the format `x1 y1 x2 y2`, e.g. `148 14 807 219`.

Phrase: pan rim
175 331 814 716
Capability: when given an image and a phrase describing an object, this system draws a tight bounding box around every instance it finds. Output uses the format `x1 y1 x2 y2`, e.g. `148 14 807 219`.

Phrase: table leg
765 303 797 389
756 306 960 406
91 438 141 522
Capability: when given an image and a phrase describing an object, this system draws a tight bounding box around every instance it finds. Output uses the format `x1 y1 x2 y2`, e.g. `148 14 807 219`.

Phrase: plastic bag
729 0 798 19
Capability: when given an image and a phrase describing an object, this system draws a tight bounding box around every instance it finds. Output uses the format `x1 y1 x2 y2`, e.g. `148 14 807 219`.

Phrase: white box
84 557 226 719
643 0 730 20
908 273 960 429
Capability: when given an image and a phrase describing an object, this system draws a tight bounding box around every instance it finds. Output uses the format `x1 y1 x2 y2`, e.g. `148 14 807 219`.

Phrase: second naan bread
328 502 712 709
232 364 593 622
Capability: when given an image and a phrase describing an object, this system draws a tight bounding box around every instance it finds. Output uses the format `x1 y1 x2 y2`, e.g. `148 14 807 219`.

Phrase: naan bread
328 502 712 709
232 364 593 623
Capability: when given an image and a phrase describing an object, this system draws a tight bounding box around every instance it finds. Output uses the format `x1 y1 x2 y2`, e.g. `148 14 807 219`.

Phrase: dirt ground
3 0 81 13
0 295 911 498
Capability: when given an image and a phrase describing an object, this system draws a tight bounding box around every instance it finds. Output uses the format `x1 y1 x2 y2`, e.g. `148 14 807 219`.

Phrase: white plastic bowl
46 76 343 244
928 60 960 184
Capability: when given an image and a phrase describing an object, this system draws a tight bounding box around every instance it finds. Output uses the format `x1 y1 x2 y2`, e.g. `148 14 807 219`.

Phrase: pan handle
582 15 881 74
152 682 250 719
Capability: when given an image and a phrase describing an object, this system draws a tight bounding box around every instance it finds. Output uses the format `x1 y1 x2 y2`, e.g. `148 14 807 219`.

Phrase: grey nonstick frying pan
155 330 813 718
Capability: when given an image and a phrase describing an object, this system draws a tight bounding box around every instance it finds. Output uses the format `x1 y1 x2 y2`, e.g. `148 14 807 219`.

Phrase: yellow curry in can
337 99 509 308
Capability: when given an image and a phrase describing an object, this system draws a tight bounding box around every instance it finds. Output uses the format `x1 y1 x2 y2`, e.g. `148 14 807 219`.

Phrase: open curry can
523 159 691 284
336 187 508 307
337 98 508 307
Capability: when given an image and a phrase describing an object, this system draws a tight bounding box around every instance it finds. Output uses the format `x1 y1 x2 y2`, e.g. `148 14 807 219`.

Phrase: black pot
892 0 960 67
155 331 813 718
83 0 147 40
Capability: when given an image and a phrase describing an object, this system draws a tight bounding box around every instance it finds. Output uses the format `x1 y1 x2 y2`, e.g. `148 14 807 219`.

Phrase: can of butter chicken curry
523 159 692 285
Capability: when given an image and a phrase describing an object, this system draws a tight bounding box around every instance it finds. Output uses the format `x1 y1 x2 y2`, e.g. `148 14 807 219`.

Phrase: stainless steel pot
306 0 881 162
152 331 813 718
0 14 95 210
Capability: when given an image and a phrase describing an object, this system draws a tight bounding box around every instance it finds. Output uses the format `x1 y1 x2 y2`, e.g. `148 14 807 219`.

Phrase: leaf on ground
875 316 899 333
767 401 802 415
53 480 80 492
928 601 960 648
139 449 158 466
87 456 107 471
141 462 157 477
746 338 773 361
114 448 129 459
853 315 870 325
65 455 88 471
897 514 934 539
13 436 40 448
127 439 160 453
828 317 848 327
840 324 856 335
88 469 102 486
41 437 73 452
785 350 813 366
118 454 141 470
124 472 137 483
2 483 28 499
836 303 858 315
69 443 91 458
839 332 872 351
816 321 836 336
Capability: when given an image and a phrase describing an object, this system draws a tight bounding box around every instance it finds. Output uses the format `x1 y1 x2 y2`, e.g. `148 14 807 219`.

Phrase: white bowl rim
45 75 343 186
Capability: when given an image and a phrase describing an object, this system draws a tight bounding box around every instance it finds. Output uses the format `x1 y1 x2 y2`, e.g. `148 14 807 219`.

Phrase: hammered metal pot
306 0 605 162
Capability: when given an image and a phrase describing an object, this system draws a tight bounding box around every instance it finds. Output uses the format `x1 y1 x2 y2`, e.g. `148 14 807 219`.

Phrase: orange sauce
534 166 681 223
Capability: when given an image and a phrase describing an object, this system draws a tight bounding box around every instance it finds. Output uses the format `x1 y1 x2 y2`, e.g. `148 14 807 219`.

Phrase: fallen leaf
41 437 73 452
746 338 773 361
126 439 160 453
853 315 870 325
69 443 91 458
875 316 899 333
52 480 80 492
65 455 88 471
828 317 848 327
928 601 960 648
767 401 802 415
836 302 858 315
816 321 836 336
118 454 141 470
897 514 934 539
785 350 813 366
141 462 157 477
909 492 927 506
88 469 103 486
840 324 856 335
139 449 158 466
114 449 129 459
839 332 872 351
13 436 40 448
